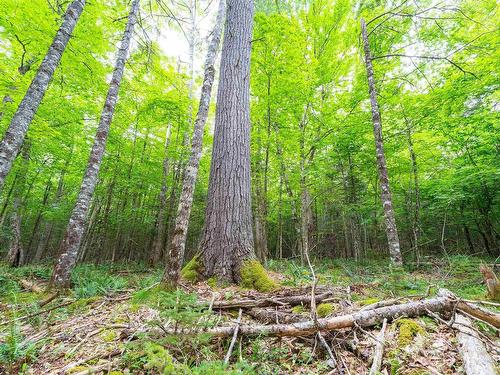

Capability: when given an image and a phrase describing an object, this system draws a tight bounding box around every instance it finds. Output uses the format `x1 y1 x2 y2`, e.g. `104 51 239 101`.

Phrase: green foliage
0 319 39 372
240 260 279 292
71 265 129 298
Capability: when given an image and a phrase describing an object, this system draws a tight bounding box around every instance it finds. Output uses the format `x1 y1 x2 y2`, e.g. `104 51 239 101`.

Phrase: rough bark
360 18 402 266
157 289 454 337
0 0 85 191
163 0 226 285
199 0 255 282
150 123 172 266
455 313 497 375
50 0 139 289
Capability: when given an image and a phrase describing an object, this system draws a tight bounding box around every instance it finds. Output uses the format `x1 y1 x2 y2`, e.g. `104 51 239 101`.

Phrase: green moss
108 372 124 375
316 303 334 317
67 296 100 313
292 305 305 314
396 318 425 346
240 260 279 292
100 329 117 342
181 255 203 283
359 298 380 306
68 366 89 374
207 277 218 288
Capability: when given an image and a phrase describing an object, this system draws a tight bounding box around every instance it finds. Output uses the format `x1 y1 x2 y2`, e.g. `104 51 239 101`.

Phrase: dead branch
455 314 497 375
212 291 335 310
457 300 500 328
157 289 455 338
223 308 242 364
368 318 387 375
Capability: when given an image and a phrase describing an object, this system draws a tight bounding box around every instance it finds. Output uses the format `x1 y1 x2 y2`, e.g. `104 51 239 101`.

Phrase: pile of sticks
156 287 499 375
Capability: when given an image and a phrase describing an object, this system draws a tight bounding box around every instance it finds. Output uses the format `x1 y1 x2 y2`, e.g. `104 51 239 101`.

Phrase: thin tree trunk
6 142 30 267
163 0 226 285
150 123 172 266
198 0 255 283
0 0 85 191
360 19 402 266
50 0 139 288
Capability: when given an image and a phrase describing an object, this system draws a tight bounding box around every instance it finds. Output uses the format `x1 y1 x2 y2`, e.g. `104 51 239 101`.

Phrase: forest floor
0 255 498 374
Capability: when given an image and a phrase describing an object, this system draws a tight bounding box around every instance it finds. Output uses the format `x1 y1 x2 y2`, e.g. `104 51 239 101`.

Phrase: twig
0 300 76 326
224 308 243 364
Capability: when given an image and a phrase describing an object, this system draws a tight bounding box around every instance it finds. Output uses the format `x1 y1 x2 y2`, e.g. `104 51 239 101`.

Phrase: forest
0 0 498 373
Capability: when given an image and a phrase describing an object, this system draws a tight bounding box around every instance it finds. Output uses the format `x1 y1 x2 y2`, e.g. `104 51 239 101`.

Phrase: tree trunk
163 0 226 285
0 0 85 191
6 142 30 267
360 19 402 266
198 0 255 283
150 123 172 265
50 0 139 289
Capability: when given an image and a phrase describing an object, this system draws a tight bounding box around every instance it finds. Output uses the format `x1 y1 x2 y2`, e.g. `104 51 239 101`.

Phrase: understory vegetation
0 255 498 373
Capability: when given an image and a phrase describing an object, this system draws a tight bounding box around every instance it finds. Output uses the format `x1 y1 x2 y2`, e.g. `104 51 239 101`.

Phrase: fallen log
212 291 335 310
455 313 497 375
368 318 387 375
457 300 500 329
158 289 455 338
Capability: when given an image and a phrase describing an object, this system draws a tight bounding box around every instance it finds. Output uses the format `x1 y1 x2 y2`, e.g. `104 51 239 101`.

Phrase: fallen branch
0 299 75 326
158 289 454 338
223 308 242 364
212 291 335 310
455 313 497 375
19 279 43 293
457 300 500 328
368 318 387 375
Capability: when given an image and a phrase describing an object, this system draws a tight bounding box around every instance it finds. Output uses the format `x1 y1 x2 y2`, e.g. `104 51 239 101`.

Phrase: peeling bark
0 0 86 191
198 0 256 283
360 19 402 266
50 0 139 289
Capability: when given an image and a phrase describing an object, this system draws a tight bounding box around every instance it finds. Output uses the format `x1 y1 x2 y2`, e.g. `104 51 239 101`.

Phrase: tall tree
0 0 86 191
163 0 226 285
198 0 255 283
360 18 402 266
49 0 140 288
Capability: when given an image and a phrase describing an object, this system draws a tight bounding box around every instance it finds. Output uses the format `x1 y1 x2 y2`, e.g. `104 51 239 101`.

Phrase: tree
163 0 227 285
49 0 140 288
0 0 86 191
197 0 255 283
360 18 402 266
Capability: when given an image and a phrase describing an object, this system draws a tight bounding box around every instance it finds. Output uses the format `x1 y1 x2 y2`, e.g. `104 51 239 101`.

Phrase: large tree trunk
198 0 255 283
0 0 85 191
360 19 402 266
163 0 226 285
50 0 139 289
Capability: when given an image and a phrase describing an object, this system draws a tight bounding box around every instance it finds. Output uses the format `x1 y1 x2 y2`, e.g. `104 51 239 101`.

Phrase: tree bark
198 0 255 283
163 0 226 285
6 142 30 267
50 0 139 289
360 18 402 266
0 0 86 191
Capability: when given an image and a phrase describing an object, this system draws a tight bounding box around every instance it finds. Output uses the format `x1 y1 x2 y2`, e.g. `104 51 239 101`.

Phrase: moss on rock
316 303 334 317
240 260 279 292
292 305 306 314
180 255 203 283
396 318 425 346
